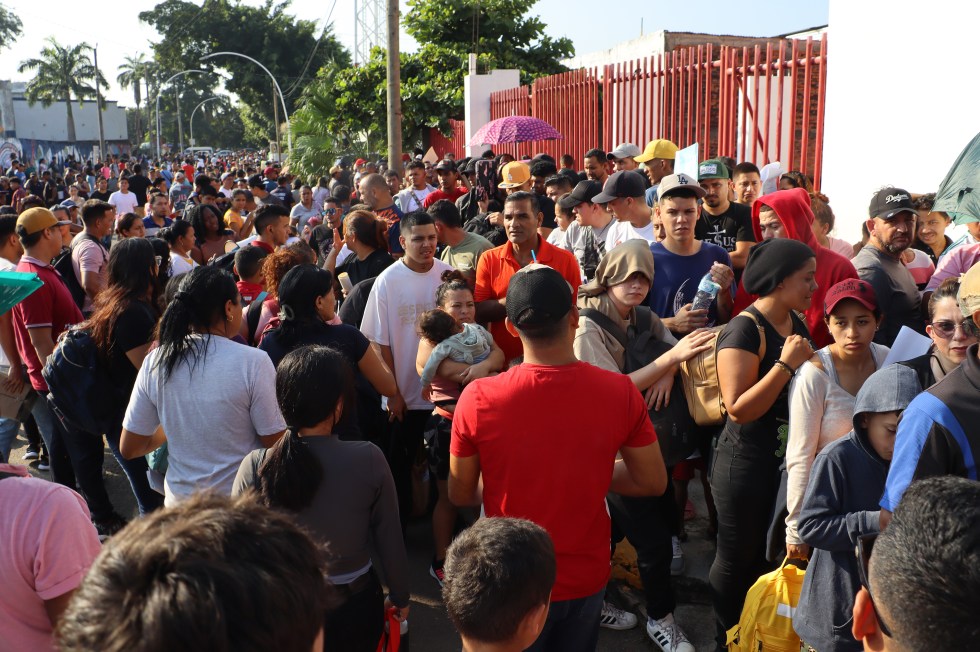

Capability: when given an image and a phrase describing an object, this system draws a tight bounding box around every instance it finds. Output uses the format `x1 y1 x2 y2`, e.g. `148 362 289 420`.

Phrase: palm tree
117 53 147 146
17 38 106 143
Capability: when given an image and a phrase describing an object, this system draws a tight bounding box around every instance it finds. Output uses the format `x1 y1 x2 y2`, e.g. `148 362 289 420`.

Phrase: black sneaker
93 513 129 541
36 454 50 471
22 446 40 461
429 557 445 587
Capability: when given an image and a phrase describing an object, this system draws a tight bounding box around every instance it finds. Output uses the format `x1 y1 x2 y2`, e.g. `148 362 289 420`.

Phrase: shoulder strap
579 307 629 350
633 305 654 335
246 298 264 344
737 309 767 360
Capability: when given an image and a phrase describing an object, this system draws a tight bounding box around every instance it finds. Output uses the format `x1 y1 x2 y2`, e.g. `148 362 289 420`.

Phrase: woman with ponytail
324 209 394 288
234 345 409 651
120 266 286 506
259 264 396 440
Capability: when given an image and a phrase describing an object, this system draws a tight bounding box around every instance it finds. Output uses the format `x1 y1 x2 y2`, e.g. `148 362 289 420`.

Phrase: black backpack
42 326 127 434
579 306 698 467
52 233 107 310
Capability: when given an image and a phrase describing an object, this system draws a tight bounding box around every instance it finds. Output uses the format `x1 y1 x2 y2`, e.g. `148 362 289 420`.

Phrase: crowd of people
0 143 978 652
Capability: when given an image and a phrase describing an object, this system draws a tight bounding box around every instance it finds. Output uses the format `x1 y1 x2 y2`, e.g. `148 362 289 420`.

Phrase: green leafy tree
17 38 108 143
140 0 350 146
0 5 22 52
404 0 573 82
288 0 573 175
118 53 149 146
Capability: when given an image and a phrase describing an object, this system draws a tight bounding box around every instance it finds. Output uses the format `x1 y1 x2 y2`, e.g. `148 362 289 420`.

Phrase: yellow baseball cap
634 139 679 163
498 161 531 189
16 207 70 236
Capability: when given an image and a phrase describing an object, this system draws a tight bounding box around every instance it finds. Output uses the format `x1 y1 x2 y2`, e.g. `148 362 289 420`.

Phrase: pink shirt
0 464 101 650
926 242 980 292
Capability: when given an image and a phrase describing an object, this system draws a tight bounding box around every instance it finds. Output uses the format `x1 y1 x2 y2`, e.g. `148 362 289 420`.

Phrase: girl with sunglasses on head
899 277 977 390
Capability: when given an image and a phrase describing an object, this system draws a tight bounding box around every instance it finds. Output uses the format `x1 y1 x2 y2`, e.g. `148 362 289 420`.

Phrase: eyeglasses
856 534 893 638
931 319 980 339
324 208 337 215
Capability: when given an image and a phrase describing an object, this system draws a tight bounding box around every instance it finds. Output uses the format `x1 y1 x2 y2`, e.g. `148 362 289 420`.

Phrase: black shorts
423 413 452 481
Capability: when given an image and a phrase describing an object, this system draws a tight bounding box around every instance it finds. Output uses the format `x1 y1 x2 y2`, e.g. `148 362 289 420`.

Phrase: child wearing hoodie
792 363 921 651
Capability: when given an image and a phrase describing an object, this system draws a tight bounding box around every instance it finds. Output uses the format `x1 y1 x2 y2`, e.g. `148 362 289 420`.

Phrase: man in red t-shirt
422 159 468 208
12 208 82 488
474 191 581 364
451 265 666 652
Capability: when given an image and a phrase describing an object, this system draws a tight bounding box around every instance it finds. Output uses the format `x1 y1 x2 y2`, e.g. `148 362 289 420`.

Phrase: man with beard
852 187 924 345
696 159 754 273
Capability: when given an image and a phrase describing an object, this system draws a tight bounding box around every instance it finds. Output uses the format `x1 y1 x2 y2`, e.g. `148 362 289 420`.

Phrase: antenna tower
354 0 387 65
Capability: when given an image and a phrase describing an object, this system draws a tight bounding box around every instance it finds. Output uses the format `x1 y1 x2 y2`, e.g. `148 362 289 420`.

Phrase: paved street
7 430 718 651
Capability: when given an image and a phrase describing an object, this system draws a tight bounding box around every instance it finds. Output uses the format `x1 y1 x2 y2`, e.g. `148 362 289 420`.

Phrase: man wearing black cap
422 160 467 208
697 158 755 273
248 174 283 207
852 187 924 346
594 170 657 250
450 264 667 652
559 180 616 281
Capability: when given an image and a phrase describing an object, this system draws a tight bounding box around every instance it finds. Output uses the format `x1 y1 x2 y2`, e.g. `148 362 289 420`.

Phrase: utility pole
271 81 281 161
175 85 184 154
93 45 106 160
385 0 402 175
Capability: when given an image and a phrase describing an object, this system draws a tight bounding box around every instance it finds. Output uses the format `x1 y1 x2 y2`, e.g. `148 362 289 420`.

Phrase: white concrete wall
822 0 979 241
464 69 521 157
12 98 128 141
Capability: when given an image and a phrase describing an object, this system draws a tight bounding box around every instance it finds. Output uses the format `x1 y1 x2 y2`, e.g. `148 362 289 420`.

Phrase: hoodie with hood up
792 364 920 652
732 188 858 348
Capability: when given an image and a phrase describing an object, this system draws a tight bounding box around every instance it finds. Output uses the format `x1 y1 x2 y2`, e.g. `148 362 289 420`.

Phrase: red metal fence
428 33 827 188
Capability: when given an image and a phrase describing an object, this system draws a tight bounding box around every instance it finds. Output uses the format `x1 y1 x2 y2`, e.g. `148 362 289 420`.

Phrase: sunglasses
930 319 977 339
856 533 893 638
324 208 337 215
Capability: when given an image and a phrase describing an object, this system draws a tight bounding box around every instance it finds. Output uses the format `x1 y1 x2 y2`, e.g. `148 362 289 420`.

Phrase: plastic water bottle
691 273 721 311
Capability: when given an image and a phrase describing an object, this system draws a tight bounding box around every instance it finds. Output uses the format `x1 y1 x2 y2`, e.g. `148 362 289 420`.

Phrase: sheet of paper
882 326 933 366
675 143 699 179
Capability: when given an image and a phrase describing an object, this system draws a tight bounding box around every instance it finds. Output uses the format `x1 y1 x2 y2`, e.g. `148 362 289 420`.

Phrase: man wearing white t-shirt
594 170 658 251
361 211 453 522
107 176 139 216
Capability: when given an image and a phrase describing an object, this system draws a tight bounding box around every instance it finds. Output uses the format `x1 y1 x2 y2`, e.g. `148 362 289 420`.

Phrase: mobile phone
475 159 495 202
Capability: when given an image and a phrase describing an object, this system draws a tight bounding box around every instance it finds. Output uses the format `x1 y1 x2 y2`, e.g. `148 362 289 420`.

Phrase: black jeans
708 432 781 646
382 409 430 529
526 588 604 652
323 569 385 652
608 479 678 620
62 410 163 521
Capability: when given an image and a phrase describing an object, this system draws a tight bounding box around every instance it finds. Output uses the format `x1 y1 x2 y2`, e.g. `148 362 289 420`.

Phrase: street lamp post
155 70 208 160
190 96 223 147
199 52 292 157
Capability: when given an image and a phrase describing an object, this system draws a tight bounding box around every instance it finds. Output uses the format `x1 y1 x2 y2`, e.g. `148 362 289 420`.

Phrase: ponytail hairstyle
435 269 471 308
256 345 354 511
275 264 334 348
154 266 239 380
159 220 192 248
345 209 388 252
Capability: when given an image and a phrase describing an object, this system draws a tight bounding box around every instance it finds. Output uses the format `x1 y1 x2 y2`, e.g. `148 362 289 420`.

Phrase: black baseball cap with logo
591 170 647 203
868 187 916 219
557 180 603 209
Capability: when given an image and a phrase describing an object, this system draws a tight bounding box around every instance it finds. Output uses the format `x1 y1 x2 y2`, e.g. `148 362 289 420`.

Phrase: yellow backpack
726 558 806 652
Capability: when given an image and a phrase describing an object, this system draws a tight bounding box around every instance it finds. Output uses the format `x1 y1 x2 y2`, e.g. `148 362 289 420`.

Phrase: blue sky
0 0 829 105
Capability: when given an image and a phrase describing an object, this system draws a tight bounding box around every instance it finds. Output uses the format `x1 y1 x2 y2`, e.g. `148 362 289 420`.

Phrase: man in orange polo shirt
475 191 581 364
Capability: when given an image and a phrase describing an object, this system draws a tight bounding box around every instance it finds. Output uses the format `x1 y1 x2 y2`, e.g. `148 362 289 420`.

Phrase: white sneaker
671 536 685 576
646 613 695 652
599 601 638 630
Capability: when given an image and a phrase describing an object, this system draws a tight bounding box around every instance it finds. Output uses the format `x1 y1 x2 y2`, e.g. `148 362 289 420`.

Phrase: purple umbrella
468 116 563 146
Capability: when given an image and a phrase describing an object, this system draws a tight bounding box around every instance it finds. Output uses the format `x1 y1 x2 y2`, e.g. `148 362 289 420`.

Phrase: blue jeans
0 416 21 463
526 588 603 652
31 393 76 487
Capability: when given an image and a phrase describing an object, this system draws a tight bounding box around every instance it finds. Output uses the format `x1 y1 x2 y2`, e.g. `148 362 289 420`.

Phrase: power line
284 0 339 99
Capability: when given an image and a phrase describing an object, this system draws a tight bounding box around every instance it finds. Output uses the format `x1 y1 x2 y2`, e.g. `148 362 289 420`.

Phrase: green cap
698 158 731 180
